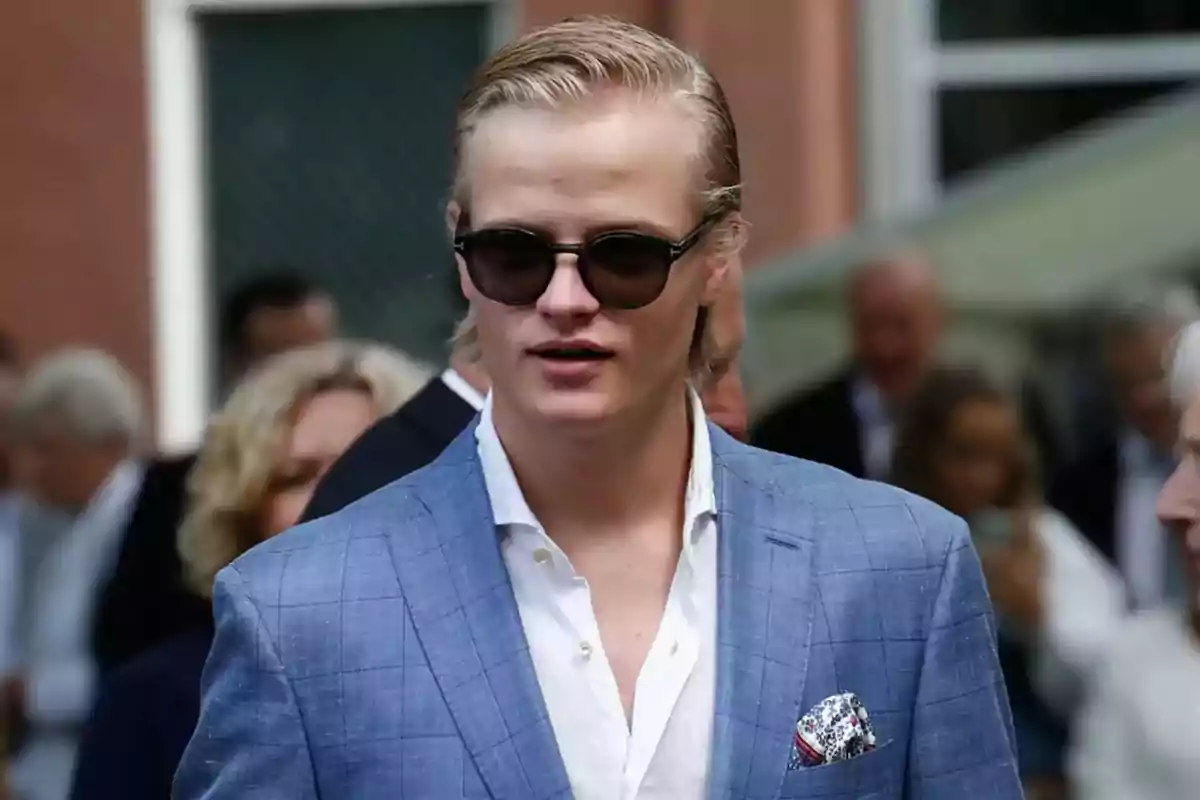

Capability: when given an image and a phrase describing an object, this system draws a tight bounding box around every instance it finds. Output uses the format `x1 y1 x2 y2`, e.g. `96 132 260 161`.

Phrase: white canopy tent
743 88 1200 415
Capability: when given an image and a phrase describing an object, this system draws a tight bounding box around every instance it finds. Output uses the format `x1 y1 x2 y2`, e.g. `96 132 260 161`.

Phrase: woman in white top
889 365 1103 800
985 322 1200 800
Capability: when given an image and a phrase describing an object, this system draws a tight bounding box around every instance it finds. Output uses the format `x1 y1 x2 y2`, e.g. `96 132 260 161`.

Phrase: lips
527 343 615 361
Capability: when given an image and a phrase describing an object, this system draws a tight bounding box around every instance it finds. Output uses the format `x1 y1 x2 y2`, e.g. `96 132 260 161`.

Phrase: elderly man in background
751 250 943 478
2 350 145 800
1049 286 1199 609
1061 320 1200 798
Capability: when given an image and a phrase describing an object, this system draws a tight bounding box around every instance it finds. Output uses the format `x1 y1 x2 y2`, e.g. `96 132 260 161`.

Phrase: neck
492 387 694 533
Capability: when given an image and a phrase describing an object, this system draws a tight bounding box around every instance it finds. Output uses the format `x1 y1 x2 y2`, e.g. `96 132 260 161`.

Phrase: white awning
744 88 1200 412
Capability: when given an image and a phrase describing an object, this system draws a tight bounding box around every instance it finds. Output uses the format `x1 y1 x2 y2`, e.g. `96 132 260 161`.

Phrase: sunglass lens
463 229 553 306
584 234 672 309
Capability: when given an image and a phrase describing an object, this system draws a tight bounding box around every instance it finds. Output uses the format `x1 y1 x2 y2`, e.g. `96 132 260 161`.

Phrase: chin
529 388 619 428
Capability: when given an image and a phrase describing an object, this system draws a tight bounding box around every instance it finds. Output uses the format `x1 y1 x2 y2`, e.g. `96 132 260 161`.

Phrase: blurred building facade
3 0 1199 448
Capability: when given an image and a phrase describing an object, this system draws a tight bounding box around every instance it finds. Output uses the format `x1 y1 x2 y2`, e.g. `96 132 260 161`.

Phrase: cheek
473 302 523 359
628 301 696 368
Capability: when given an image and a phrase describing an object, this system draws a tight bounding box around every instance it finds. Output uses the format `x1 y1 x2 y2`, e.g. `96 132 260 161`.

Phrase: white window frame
858 0 1200 224
145 0 513 452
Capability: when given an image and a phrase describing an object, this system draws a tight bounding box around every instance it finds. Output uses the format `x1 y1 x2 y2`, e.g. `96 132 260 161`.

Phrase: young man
176 17 1019 800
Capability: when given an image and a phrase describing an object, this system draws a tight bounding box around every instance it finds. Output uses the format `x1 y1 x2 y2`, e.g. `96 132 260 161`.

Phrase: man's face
457 91 726 429
1156 395 1200 608
13 414 124 512
236 297 338 378
1107 324 1178 451
849 261 941 405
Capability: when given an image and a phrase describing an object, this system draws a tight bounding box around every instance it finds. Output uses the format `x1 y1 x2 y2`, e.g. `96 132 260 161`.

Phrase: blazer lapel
708 428 819 800
384 429 570 800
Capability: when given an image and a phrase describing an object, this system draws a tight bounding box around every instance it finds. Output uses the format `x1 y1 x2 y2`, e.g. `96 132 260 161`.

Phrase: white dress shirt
441 368 485 411
851 377 892 480
476 390 717 800
1069 609 1200 800
1117 434 1175 609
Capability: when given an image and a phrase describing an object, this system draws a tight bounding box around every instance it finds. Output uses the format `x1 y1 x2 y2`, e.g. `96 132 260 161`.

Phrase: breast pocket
775 740 902 800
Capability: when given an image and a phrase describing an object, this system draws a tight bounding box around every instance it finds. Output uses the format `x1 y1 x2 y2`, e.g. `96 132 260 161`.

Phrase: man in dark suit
751 252 943 478
1049 290 1196 608
92 271 338 672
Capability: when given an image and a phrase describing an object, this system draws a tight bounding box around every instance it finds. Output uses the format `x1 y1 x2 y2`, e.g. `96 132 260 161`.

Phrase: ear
445 200 462 239
447 201 474 301
702 259 731 308
701 213 747 306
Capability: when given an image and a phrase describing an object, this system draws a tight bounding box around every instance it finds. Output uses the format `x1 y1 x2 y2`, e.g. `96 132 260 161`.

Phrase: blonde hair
178 341 431 597
449 15 745 386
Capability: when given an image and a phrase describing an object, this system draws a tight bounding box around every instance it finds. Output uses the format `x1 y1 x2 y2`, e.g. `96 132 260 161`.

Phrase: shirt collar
852 375 888 427
441 368 485 412
1121 431 1175 475
475 389 716 549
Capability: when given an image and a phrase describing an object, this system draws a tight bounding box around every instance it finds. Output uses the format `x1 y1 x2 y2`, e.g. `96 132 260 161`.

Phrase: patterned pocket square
787 691 877 770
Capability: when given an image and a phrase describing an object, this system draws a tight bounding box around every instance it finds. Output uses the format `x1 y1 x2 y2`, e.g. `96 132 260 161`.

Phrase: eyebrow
474 218 681 241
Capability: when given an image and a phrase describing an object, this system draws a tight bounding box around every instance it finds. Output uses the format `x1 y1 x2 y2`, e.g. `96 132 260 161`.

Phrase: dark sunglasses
453 215 720 309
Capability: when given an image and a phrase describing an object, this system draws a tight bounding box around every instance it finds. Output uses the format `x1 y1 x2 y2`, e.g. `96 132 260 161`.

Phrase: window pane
938 82 1190 184
938 0 1200 41
202 7 486 368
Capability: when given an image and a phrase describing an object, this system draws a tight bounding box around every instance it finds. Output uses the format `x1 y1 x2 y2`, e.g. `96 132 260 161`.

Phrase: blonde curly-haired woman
69 341 430 800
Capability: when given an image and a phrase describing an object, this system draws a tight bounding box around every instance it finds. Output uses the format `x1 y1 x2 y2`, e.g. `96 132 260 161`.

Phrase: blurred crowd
1 248 1198 799
0 263 750 799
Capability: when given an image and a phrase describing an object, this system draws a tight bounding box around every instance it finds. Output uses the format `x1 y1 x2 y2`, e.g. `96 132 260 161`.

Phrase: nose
536 255 600 320
1156 459 1198 530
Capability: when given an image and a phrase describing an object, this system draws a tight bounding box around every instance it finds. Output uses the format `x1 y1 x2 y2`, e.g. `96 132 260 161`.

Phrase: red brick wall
0 0 152 393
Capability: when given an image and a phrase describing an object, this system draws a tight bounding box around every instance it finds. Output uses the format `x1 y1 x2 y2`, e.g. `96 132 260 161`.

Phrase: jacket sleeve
906 520 1024 799
173 567 319 800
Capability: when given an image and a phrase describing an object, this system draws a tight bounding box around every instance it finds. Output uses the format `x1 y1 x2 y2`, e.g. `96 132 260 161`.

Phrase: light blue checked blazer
175 424 1022 800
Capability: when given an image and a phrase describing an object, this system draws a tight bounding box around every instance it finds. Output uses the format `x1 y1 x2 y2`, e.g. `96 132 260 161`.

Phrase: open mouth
528 346 615 361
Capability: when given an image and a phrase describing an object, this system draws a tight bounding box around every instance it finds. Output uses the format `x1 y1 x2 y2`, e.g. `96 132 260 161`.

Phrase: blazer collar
707 426 819 799
386 429 570 800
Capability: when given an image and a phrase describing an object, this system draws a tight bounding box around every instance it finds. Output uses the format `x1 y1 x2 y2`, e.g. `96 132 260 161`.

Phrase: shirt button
532 548 551 564
579 641 593 659
671 641 680 655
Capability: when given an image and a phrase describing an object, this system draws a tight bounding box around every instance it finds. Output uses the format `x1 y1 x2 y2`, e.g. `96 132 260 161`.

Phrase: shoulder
720 440 966 571
755 373 851 426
